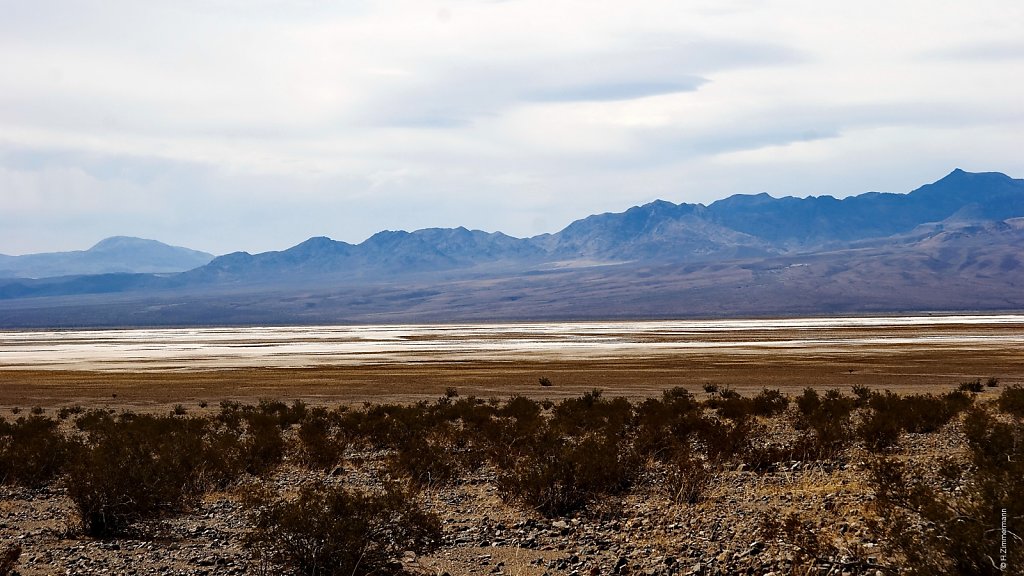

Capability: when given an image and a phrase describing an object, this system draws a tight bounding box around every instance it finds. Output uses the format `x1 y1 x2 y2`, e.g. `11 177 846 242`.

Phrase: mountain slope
0 237 214 279
1 169 1023 326
705 169 1024 247
532 200 777 262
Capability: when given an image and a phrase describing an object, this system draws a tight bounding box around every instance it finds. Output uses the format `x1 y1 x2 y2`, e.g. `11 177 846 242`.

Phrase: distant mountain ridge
2 169 1023 326
703 168 1024 246
0 237 214 279
190 168 1024 282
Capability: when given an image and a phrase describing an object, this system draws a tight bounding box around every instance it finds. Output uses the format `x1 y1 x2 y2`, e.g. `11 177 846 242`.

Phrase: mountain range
1 168 1023 326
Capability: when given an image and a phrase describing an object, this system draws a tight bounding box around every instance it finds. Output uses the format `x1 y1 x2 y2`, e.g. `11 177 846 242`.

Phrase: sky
2 0 1023 256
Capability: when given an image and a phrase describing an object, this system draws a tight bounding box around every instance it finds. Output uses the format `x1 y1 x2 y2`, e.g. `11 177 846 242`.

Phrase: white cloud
0 0 1023 254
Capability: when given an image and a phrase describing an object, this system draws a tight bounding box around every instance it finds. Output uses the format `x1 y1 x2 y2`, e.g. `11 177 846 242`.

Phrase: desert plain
1 315 1022 409
0 314 1021 576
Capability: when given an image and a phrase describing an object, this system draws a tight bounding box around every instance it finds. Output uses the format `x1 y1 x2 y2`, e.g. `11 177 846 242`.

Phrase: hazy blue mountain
705 169 1024 247
183 169 1024 282
534 200 777 261
2 169 1024 326
0 237 214 279
191 227 546 284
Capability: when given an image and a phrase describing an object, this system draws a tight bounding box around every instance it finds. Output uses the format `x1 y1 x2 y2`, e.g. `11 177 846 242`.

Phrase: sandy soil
1 318 1021 410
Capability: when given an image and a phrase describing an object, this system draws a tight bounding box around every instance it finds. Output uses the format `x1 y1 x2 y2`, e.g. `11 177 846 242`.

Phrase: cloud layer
2 0 1023 254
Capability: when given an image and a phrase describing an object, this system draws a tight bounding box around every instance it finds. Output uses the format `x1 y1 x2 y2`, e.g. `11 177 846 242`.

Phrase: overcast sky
2 0 1023 255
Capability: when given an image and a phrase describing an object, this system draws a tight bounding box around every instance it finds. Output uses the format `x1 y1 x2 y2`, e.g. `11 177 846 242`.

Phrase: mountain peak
2 237 214 278
89 236 161 252
932 168 1012 186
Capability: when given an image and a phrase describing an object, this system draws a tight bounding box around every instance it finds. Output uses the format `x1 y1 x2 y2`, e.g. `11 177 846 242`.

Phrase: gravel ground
2 408 976 576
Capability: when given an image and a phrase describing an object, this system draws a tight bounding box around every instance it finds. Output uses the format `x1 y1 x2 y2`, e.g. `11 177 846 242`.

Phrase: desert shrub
254 399 307 429
663 449 711 505
857 397 903 452
56 405 84 420
242 412 286 476
494 392 641 516
436 396 497 440
859 391 973 452
495 395 543 441
751 388 789 417
662 386 699 408
216 400 245 430
201 424 247 488
741 441 795 472
794 389 855 460
795 387 821 416
634 387 750 465
852 384 872 407
243 481 441 576
633 388 702 460
985 377 1000 388
65 414 211 536
941 389 975 413
958 378 984 393
551 389 633 437
709 393 753 420
997 385 1024 417
538 376 553 387
339 399 488 487
338 402 435 449
691 413 752 464
869 406 1023 575
495 428 638 517
74 409 116 432
388 422 474 488
295 407 346 471
702 382 719 395
700 385 741 407
0 415 75 488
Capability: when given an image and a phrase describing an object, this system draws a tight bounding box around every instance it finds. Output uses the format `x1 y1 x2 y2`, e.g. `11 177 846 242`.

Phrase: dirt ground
1 329 1020 411
2 320 1021 575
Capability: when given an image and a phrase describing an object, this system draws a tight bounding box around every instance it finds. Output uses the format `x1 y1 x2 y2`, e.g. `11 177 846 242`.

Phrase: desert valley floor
0 315 1021 575
1 315 1021 408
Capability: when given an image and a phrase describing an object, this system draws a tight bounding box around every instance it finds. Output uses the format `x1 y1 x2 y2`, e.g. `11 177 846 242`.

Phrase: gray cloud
923 41 1024 61
359 37 802 127
527 79 707 102
1 1 1023 255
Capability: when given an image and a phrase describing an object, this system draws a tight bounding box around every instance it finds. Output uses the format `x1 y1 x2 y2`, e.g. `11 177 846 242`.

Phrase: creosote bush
793 388 855 460
64 405 297 536
868 406 1023 575
66 413 214 536
295 407 346 471
858 389 973 452
0 415 75 488
493 390 642 517
662 449 711 505
243 481 441 576
2 382 1019 576
958 378 984 393
997 384 1024 417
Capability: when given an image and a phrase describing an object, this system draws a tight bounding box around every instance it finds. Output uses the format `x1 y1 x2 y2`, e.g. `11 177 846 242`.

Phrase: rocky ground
1 405 978 576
